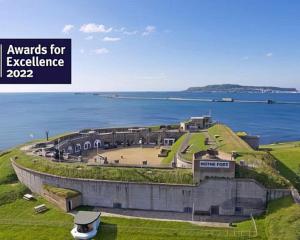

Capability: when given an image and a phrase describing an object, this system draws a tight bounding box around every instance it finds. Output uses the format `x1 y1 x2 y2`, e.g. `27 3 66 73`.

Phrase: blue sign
0 39 71 84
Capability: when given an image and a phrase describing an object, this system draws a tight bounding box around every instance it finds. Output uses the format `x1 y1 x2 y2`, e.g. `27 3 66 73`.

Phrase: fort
12 116 290 219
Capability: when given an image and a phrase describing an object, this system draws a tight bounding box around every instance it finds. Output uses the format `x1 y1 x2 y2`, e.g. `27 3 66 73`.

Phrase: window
94 139 101 148
113 202 122 208
84 141 91 150
183 207 192 213
67 146 73 153
75 144 81 152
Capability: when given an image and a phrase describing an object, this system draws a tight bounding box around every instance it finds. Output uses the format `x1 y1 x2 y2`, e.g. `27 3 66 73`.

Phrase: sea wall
12 161 290 216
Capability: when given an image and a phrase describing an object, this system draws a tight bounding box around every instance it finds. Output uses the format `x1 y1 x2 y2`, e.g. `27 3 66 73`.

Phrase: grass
10 148 193 185
0 150 28 206
0 197 256 240
1 193 299 240
43 184 80 198
0 198 73 240
261 141 300 191
0 183 27 206
208 124 252 153
207 124 289 189
264 196 300 240
162 133 187 164
0 151 18 184
181 133 207 161
0 143 299 239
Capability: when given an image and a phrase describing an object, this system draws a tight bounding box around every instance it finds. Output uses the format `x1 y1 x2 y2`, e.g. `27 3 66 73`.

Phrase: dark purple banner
0 39 71 84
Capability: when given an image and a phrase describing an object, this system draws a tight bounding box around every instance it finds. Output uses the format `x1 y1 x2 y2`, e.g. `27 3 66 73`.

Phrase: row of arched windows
66 139 102 153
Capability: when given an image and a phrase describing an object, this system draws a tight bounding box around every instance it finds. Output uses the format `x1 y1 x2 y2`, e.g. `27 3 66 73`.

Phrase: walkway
291 187 300 204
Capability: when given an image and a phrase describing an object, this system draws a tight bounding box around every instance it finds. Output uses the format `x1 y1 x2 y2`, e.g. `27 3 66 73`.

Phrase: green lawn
261 141 300 191
1 193 299 239
162 133 187 164
0 197 256 240
0 198 73 240
181 133 207 161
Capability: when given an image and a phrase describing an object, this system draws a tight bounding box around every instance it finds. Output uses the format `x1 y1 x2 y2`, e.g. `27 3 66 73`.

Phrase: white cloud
103 36 121 42
80 23 112 33
62 24 74 34
94 48 109 54
266 52 273 57
123 30 138 35
142 25 156 36
115 27 138 35
85 35 93 40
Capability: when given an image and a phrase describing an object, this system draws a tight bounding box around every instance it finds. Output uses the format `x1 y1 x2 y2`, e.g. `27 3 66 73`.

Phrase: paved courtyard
94 147 163 165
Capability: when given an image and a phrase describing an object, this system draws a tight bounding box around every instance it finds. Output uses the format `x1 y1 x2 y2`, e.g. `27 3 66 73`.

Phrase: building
180 116 212 131
71 211 101 240
240 135 260 150
193 149 235 183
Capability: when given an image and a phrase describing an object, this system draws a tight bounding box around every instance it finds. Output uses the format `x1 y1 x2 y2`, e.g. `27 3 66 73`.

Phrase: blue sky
0 0 300 91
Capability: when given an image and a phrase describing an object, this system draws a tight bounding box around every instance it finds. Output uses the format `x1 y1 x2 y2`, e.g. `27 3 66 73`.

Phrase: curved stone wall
175 153 192 168
11 160 291 216
54 128 184 155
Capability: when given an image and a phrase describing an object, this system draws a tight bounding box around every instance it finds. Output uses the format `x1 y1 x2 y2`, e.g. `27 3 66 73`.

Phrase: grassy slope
208 124 252 153
10 148 193 185
264 196 300 240
43 184 80 198
261 141 300 191
0 150 27 205
0 151 18 184
162 133 187 164
208 124 289 189
182 133 207 161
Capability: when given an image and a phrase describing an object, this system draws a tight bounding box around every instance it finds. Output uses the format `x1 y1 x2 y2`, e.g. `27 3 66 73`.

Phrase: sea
0 92 300 150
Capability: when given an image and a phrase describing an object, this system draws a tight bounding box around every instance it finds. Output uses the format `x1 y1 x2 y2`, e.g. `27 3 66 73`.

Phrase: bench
23 194 34 201
34 204 47 213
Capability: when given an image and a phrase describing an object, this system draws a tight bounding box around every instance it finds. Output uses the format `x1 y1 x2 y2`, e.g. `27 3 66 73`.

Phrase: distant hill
185 84 298 93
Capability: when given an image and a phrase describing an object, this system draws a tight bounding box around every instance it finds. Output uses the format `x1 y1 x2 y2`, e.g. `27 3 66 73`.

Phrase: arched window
75 144 81 153
84 141 91 150
67 146 73 153
94 139 101 148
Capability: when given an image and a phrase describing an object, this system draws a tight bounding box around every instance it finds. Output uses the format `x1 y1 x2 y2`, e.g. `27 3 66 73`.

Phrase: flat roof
74 211 101 225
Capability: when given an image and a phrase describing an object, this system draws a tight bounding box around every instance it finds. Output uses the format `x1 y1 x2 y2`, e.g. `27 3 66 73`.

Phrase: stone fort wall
56 128 184 155
12 160 290 216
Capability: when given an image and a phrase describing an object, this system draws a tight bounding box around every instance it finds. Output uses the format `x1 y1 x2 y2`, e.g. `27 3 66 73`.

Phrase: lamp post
58 138 61 162
192 202 195 221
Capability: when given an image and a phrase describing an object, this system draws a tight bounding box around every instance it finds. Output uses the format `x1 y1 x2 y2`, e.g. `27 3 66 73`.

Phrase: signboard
0 39 71 84
199 161 230 168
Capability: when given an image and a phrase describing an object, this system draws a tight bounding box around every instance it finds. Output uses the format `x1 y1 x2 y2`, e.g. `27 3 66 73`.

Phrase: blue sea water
0 92 299 150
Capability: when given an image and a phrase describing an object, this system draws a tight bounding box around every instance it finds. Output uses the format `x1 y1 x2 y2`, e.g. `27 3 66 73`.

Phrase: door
210 205 219 215
68 200 72 211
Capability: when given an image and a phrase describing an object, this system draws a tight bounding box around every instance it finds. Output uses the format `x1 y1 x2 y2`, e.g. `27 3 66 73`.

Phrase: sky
0 0 300 92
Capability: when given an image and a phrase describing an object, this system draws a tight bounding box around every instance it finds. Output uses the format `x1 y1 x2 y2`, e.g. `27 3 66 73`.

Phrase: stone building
193 149 235 183
180 116 212 131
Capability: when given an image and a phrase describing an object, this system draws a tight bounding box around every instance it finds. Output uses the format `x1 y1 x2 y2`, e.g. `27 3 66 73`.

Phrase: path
291 187 300 204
